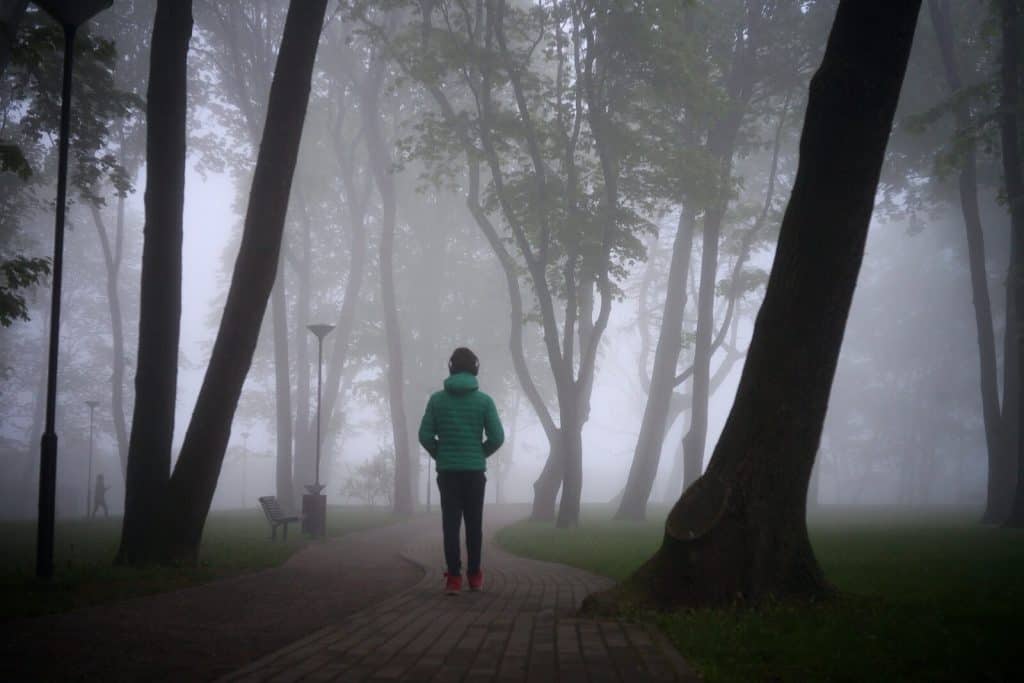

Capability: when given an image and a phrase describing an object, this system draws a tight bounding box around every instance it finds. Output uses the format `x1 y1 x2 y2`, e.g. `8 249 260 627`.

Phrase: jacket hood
444 372 479 395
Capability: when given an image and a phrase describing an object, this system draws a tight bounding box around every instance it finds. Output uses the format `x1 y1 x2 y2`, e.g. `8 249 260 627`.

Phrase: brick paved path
222 509 699 682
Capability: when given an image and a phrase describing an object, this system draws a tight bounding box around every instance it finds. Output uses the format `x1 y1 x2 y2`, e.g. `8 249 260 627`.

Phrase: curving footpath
222 507 699 682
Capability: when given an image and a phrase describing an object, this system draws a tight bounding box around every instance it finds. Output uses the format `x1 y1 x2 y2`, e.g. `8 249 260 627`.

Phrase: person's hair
448 347 479 376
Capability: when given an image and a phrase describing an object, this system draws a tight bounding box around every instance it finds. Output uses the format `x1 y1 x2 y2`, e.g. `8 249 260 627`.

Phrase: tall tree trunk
89 202 128 478
270 266 294 512
678 23 758 494
290 196 313 500
999 0 1024 527
463 160 561 522
531 439 563 520
319 113 369 448
555 401 585 528
928 0 1006 523
154 0 328 563
583 0 921 609
999 284 1020 515
681 210 722 490
363 53 414 517
116 0 192 565
616 208 697 520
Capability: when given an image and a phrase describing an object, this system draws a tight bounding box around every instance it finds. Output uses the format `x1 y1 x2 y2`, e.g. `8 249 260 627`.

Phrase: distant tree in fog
616 0 819 521
353 0 662 527
341 447 394 507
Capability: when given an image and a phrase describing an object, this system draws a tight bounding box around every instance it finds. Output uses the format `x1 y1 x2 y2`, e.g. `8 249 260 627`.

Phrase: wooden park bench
258 496 302 541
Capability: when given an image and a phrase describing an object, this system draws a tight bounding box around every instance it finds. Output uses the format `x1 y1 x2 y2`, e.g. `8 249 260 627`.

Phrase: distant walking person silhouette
92 473 109 518
418 347 504 594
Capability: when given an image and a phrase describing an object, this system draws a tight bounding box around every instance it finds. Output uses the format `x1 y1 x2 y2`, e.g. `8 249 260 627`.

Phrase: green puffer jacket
418 372 504 471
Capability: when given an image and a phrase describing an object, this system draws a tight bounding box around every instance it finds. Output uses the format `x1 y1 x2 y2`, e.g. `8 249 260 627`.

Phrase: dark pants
437 470 486 576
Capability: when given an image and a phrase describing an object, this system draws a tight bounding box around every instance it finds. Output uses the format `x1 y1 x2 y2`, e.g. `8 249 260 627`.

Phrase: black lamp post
303 323 334 536
33 0 112 580
85 400 98 518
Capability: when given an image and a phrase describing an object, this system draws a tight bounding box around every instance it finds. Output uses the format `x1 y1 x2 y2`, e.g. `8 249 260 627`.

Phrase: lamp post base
301 492 326 537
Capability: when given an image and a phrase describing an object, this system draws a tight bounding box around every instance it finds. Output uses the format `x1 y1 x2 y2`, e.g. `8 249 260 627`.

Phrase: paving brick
219 509 697 682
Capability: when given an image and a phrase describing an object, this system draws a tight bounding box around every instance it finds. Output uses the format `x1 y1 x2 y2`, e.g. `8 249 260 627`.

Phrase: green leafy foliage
0 255 50 326
0 141 32 179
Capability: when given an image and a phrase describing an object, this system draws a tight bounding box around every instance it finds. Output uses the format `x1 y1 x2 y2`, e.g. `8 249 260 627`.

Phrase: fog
0 1 1009 526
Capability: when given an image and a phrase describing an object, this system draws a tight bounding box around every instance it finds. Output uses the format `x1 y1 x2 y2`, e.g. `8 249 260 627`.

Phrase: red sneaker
467 570 483 592
444 572 462 595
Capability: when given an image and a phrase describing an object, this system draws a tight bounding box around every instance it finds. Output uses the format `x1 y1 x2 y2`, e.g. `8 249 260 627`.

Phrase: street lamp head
85 400 99 410
307 323 336 340
34 0 112 27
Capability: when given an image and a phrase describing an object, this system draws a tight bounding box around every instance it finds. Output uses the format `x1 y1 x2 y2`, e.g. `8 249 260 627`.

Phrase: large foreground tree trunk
928 0 1006 523
153 0 328 563
999 0 1024 528
117 0 192 565
583 0 921 609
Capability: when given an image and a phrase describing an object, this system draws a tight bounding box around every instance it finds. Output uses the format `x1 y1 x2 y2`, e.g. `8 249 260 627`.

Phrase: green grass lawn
0 505 397 621
497 505 1024 682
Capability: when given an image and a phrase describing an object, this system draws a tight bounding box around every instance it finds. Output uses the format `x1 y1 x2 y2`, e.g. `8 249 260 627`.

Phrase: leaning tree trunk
363 54 414 517
583 0 922 610
999 0 1024 528
928 0 1006 524
616 208 696 520
153 0 329 563
117 0 192 565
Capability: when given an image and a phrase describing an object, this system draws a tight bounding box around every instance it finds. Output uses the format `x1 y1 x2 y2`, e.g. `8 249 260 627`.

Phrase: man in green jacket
418 347 504 594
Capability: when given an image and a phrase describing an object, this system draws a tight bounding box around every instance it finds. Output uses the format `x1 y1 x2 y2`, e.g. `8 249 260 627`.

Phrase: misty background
0 1 1001 520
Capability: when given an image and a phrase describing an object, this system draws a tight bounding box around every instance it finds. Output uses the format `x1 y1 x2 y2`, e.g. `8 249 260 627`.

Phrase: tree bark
928 0 1006 524
999 0 1024 527
116 0 192 565
154 0 328 563
616 208 697 520
363 52 414 517
583 0 921 609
